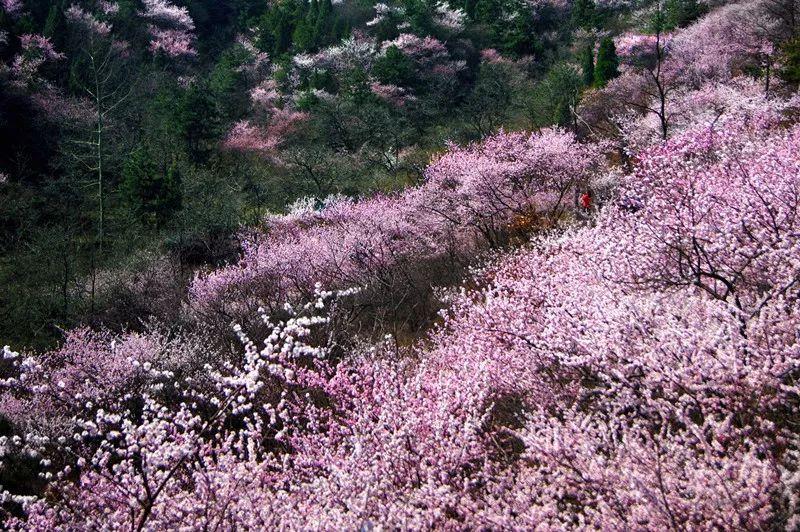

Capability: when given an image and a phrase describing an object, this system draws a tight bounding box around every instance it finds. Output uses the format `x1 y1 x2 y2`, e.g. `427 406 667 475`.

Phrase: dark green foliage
462 60 522 137
474 0 504 25
339 66 372 104
174 84 221 164
663 0 707 29
500 9 542 58
293 18 316 51
581 44 595 87
332 16 350 41
594 37 619 87
122 147 182 228
256 0 342 56
373 45 416 87
528 63 582 129
210 45 252 121
43 2 68 51
403 0 435 35
780 37 800 86
571 0 596 29
258 0 297 57
465 0 477 20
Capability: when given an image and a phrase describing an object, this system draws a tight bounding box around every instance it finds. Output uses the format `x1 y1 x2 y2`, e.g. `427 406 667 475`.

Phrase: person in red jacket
580 192 592 210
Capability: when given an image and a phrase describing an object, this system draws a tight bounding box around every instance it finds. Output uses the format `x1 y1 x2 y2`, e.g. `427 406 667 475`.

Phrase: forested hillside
2 0 800 528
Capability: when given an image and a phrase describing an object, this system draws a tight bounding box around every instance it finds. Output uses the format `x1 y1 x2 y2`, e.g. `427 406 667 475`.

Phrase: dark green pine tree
174 84 220 164
780 37 800 87
372 45 415 87
293 19 314 51
571 0 596 29
474 0 502 25
594 37 619 87
256 6 277 53
553 99 572 128
581 43 595 87
332 16 350 41
43 2 68 51
307 0 320 28
464 0 477 21
122 147 183 228
43 2 69 83
663 0 706 29
314 0 334 48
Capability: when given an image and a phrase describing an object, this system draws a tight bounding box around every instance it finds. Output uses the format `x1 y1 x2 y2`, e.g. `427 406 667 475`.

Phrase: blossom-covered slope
2 0 800 528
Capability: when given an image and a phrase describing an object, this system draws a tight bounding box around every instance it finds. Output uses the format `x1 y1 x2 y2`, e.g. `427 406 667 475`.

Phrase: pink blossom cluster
235 34 271 80
98 1 119 16
369 81 415 106
1 0 23 19
141 0 196 58
581 0 787 151
224 108 309 155
480 47 512 64
8 34 65 88
293 34 378 76
366 2 405 28
381 33 448 65
65 5 113 36
614 31 666 62
379 33 466 84
433 1 466 31
668 0 777 83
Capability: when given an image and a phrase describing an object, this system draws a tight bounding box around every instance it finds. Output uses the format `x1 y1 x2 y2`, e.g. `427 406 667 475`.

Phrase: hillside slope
2 0 800 528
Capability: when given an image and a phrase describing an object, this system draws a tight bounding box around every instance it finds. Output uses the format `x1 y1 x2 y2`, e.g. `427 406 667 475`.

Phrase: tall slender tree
594 37 619 86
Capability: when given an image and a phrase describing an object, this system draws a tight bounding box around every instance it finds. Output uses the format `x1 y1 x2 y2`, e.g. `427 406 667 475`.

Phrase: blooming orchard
2 0 800 528
192 127 600 326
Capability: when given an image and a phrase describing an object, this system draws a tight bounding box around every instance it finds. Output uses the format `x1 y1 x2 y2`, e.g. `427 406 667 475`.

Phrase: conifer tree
465 0 477 20
581 43 595 87
572 0 596 29
594 36 619 86
122 147 182 228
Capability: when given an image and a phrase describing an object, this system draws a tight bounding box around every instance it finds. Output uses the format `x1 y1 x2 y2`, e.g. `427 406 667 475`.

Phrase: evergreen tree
210 45 252 121
43 2 68 83
527 63 581 129
373 45 415 87
43 2 67 51
571 0 596 29
274 11 294 56
174 84 220 164
122 147 182 228
581 43 595 87
474 0 502 24
501 10 540 58
663 0 706 29
780 37 800 87
293 18 315 51
465 0 477 21
256 6 277 53
314 0 334 48
594 37 619 87
332 16 349 41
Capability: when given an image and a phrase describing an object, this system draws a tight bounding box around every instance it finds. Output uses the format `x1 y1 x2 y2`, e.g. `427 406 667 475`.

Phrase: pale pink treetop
140 0 196 58
8 34 65 88
66 5 113 36
1 0 23 18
